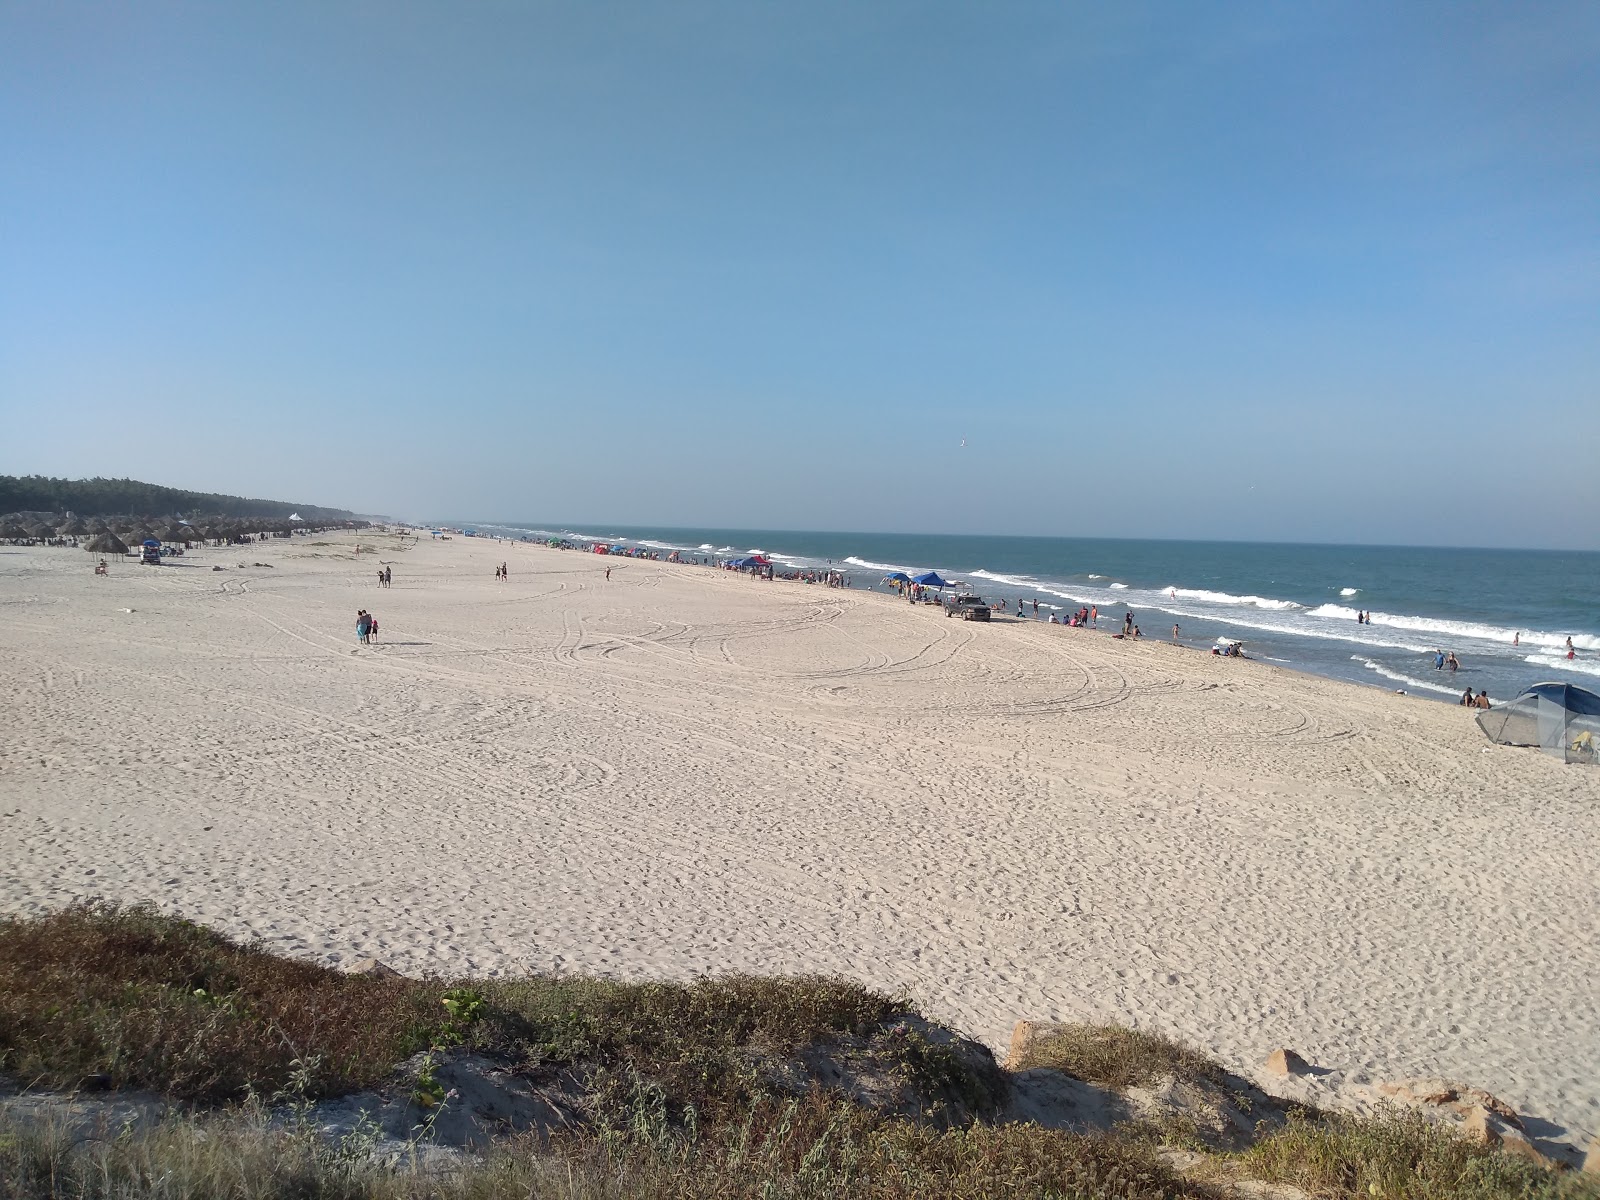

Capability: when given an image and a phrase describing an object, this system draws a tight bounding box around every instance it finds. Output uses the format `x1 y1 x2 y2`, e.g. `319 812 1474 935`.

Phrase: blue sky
2 2 1596 547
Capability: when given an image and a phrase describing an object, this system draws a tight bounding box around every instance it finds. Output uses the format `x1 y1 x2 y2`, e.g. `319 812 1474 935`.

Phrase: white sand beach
2 531 1596 1145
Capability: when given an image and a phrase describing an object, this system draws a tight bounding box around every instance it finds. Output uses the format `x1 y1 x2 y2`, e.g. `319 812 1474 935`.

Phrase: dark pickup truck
943 593 991 621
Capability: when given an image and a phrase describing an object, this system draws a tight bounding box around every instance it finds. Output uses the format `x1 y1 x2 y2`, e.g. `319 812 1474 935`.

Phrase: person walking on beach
377 568 385 588
1172 623 1181 642
1031 598 1039 616
368 613 379 643
356 610 371 644
605 566 612 580
385 567 392 587
1090 605 1097 627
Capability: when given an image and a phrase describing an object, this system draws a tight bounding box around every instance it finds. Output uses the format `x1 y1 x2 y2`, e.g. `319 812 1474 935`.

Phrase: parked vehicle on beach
944 594 990 621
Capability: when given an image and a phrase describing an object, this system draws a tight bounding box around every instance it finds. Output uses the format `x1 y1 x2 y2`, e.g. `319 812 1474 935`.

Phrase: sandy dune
2 531 1596 1145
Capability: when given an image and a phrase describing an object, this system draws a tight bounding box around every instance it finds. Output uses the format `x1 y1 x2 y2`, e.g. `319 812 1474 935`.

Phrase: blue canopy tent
883 571 911 583
911 571 951 589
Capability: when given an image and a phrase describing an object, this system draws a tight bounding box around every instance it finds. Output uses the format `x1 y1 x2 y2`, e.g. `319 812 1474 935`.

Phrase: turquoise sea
476 523 1600 705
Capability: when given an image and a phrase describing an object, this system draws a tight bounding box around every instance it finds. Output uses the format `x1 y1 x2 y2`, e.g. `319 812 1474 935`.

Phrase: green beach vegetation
0 475 357 522
0 904 1591 1200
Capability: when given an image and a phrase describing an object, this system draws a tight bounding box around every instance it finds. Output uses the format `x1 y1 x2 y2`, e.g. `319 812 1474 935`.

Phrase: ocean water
479 523 1600 705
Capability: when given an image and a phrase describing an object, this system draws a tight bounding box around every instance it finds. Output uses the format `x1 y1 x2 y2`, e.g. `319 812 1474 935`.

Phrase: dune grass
1 904 1591 1200
0 901 440 1101
0 903 989 1128
0 1096 1206 1200
1008 1023 1229 1092
1237 1111 1598 1200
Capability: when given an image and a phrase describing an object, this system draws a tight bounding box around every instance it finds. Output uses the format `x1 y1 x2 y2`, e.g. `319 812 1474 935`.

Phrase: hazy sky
2 3 1596 547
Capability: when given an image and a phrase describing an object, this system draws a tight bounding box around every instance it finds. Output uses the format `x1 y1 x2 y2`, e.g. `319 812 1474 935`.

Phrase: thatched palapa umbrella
61 519 90 536
86 532 130 555
31 524 57 539
0 523 29 541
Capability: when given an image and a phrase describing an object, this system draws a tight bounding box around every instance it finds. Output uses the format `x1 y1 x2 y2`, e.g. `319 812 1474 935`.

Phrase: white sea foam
698 544 715 550
1340 587 1360 597
844 555 916 574
1110 582 1129 590
1087 574 1104 579
1523 654 1600 679
1307 605 1598 653
1166 587 1303 611
970 569 1039 589
1351 656 1475 699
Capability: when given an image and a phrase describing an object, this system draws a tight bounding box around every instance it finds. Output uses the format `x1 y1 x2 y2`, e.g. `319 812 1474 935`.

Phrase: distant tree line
0 475 358 521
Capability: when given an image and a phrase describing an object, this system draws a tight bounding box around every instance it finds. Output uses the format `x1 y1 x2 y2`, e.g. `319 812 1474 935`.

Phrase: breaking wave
971 569 1039 590
1166 587 1302 611
1523 654 1600 678
1308 605 1598 652
844 555 916 574
1340 587 1360 597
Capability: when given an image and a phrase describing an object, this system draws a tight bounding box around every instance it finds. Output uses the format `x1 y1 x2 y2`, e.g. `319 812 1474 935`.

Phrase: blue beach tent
883 571 912 583
911 571 951 588
1477 682 1600 764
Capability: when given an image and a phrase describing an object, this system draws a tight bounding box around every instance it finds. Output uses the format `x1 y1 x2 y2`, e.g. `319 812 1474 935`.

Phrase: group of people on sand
356 609 380 644
1460 688 1491 709
374 566 392 587
495 562 509 581
1048 604 1099 628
